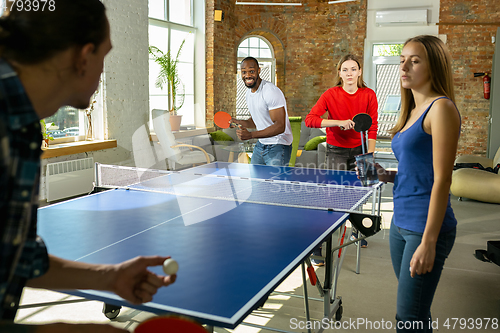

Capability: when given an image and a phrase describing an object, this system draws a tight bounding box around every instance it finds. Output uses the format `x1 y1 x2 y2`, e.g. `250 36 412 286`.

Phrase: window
149 0 196 126
371 43 404 114
43 106 83 141
236 36 275 119
42 77 103 144
373 44 404 57
382 95 401 112
237 37 273 59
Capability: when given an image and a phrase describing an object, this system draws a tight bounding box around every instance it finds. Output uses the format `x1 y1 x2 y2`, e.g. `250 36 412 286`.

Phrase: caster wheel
335 305 343 321
335 299 343 321
102 303 121 319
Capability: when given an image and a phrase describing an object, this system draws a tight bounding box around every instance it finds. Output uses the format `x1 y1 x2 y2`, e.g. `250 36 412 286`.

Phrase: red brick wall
439 1 500 156
206 0 237 127
206 1 499 156
206 1 367 120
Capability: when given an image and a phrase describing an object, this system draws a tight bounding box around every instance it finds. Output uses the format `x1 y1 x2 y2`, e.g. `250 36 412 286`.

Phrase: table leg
237 152 249 164
228 151 235 163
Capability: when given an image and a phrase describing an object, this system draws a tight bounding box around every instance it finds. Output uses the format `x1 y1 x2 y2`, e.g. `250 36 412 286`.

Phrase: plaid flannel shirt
0 59 49 320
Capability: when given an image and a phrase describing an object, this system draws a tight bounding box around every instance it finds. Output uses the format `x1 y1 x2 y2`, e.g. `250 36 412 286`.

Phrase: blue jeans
390 220 456 333
251 141 292 166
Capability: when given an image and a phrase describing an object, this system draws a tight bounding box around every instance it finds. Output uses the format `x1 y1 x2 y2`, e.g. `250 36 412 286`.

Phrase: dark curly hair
0 0 107 64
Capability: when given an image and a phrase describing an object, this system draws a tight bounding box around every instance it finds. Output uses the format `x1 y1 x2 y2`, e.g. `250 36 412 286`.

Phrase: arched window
236 36 276 118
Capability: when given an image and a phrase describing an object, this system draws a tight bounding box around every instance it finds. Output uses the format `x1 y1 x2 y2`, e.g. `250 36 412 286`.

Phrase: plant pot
41 138 49 148
169 114 183 131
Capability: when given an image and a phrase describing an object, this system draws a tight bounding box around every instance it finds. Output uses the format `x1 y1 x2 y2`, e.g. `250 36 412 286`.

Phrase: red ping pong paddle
135 315 208 333
214 111 242 129
306 265 317 286
305 258 317 286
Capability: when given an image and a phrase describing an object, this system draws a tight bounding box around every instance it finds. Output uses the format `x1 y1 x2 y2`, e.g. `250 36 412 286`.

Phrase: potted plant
85 77 101 140
149 38 187 131
40 119 54 148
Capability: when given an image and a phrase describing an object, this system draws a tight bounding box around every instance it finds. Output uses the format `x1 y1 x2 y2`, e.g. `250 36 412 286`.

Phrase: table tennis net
95 163 375 212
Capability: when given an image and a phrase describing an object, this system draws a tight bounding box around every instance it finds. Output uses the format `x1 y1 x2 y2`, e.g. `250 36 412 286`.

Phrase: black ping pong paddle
353 113 372 133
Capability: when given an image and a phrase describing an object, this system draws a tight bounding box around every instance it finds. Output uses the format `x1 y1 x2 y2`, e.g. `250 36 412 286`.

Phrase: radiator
46 157 94 202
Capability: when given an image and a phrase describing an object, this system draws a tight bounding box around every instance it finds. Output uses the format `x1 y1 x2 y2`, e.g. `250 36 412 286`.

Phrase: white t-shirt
246 80 293 145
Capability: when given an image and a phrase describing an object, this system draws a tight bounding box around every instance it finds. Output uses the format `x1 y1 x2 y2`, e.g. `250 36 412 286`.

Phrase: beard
243 78 258 89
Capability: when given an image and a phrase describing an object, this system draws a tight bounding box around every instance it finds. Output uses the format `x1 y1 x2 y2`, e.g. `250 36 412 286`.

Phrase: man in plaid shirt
1 2 176 331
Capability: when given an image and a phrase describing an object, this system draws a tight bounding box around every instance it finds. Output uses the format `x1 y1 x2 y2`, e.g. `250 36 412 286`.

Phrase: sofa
450 146 500 204
191 120 327 168
191 127 257 162
294 121 327 168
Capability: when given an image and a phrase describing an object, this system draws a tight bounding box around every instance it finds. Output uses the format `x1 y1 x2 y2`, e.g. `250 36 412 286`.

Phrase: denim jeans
390 220 456 333
251 141 292 166
326 144 363 171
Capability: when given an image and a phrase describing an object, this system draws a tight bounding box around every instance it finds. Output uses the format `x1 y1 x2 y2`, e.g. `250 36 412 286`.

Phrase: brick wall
207 1 499 157
206 0 237 127
439 1 499 156
207 1 367 119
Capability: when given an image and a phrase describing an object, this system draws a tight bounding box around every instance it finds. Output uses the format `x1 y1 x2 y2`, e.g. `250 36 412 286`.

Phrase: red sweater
305 86 378 148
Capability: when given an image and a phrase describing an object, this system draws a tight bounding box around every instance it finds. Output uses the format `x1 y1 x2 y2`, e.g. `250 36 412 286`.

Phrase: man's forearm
26 255 113 291
240 118 255 129
248 122 285 139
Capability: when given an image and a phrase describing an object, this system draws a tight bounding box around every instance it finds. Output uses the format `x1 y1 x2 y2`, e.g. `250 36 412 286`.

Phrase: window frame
148 0 197 127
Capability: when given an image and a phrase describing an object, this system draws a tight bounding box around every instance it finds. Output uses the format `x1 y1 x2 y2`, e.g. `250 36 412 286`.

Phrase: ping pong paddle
340 113 372 132
352 113 372 133
305 258 317 286
214 111 242 129
135 315 208 333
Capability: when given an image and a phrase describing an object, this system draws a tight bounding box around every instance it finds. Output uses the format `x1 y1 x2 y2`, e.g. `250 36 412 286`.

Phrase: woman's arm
409 98 460 277
305 92 330 128
320 118 355 130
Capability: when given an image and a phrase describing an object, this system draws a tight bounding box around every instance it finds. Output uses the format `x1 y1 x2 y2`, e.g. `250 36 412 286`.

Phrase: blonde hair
333 54 367 88
390 35 455 138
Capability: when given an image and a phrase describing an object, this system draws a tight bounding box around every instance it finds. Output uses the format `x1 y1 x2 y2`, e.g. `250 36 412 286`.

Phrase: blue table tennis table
37 162 383 332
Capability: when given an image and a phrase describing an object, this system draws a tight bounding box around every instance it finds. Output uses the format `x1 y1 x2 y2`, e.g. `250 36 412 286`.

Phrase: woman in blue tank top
376 35 461 332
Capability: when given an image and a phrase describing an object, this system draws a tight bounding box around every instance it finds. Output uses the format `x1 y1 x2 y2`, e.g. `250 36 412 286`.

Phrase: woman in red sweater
305 54 378 171
306 54 378 255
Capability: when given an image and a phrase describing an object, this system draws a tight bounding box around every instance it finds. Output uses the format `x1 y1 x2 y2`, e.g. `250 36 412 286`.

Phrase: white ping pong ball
162 259 179 275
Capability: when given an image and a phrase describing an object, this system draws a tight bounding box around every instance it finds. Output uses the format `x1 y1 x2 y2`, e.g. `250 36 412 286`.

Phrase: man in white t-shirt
232 57 293 166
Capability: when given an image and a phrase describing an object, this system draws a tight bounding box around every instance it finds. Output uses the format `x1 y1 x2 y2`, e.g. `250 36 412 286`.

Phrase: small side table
222 143 252 163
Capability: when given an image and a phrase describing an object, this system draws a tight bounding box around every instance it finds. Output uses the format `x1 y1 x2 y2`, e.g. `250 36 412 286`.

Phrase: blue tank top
391 97 458 234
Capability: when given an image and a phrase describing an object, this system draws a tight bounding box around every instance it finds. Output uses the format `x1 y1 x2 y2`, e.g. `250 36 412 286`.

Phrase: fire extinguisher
474 72 491 100
483 73 491 100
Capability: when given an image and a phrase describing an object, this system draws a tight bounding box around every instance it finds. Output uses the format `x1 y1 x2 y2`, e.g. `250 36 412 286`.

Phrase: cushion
451 168 500 204
210 130 234 142
298 122 327 148
304 136 326 151
298 122 311 148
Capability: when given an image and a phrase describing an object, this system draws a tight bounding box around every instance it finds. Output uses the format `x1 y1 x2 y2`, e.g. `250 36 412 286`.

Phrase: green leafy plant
149 38 187 115
40 119 54 141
